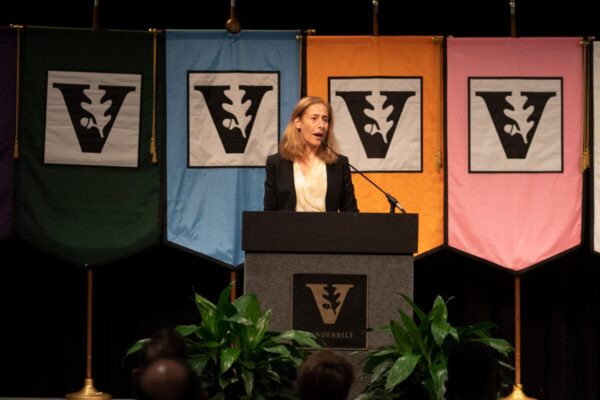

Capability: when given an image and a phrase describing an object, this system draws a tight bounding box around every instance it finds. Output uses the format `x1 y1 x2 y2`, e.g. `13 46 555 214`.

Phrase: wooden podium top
242 211 418 255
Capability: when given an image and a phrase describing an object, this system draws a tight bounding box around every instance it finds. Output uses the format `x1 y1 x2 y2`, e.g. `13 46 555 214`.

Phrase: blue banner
166 30 299 267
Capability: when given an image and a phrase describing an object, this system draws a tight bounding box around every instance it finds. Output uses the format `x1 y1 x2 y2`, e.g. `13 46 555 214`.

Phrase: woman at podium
264 96 358 212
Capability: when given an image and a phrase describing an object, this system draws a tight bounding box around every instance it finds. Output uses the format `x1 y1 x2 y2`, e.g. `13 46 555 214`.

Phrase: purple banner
0 28 16 239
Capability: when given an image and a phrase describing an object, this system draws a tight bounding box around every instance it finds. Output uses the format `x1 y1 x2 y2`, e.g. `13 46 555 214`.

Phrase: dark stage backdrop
1 0 600 37
0 240 598 399
1 0 599 399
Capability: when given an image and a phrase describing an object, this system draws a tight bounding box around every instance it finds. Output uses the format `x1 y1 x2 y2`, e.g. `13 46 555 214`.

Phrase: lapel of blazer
282 158 296 211
325 161 337 211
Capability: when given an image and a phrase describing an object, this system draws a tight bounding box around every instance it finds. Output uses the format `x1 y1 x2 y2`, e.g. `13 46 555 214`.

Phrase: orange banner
307 36 444 255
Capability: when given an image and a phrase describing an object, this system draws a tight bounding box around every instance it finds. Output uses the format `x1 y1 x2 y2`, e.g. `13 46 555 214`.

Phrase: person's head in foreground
297 350 355 400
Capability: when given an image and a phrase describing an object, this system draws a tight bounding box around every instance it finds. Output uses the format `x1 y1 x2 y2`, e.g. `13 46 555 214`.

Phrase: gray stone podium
242 211 418 396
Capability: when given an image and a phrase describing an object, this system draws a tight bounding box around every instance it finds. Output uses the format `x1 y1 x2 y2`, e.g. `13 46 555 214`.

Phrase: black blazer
263 153 358 212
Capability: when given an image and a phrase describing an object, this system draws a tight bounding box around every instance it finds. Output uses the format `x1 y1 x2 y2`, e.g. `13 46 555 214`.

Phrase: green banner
16 27 162 266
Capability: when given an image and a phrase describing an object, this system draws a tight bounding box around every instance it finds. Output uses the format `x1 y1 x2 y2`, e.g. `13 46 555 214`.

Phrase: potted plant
127 284 320 399
356 295 513 400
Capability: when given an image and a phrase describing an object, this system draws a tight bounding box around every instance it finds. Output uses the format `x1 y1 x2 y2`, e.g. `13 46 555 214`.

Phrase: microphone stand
321 142 406 214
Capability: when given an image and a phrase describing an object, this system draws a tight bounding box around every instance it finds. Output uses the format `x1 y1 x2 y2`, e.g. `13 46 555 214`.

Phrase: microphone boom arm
322 142 406 214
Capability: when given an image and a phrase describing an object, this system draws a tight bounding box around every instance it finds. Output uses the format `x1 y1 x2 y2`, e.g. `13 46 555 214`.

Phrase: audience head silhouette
446 341 499 400
132 328 192 395
139 328 187 368
297 350 354 400
137 357 203 400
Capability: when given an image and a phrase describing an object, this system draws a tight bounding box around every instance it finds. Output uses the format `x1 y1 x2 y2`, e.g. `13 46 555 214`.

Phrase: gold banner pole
230 271 237 302
66 270 111 400
502 276 536 400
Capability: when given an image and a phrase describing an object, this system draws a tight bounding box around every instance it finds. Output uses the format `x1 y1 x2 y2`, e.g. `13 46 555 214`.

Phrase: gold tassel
580 38 591 172
435 149 443 171
435 36 444 172
581 149 590 172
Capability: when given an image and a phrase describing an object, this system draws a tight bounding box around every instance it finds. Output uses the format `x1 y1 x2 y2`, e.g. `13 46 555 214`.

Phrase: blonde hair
279 96 339 164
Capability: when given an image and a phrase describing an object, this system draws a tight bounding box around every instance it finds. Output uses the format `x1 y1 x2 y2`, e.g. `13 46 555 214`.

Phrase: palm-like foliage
127 284 320 400
357 295 513 400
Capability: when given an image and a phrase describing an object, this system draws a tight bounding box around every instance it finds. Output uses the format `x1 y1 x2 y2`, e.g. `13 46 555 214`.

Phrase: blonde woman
264 96 358 212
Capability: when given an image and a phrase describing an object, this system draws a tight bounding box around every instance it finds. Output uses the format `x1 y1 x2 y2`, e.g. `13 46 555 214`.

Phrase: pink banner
447 37 582 271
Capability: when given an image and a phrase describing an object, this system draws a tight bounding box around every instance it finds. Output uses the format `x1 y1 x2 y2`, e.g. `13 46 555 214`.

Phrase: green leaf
354 393 377 400
194 291 217 315
218 376 237 389
288 354 306 368
209 393 225 400
401 293 427 322
371 348 398 357
216 283 233 309
363 351 396 374
274 330 320 348
185 326 214 343
460 321 497 336
385 354 421 390
248 310 271 349
370 359 394 384
263 345 291 358
429 296 452 346
124 338 149 360
173 324 199 337
188 340 223 352
189 354 209 375
473 337 514 356
498 359 515 371
214 285 238 335
265 367 281 383
225 313 253 326
431 319 451 347
233 293 262 323
390 319 412 354
239 360 255 370
220 348 241 373
425 361 448 400
448 326 459 342
241 366 254 396
430 296 448 321
195 291 217 334
398 309 426 355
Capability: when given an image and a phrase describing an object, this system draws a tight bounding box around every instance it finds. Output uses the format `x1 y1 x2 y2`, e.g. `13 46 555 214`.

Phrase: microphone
321 141 406 214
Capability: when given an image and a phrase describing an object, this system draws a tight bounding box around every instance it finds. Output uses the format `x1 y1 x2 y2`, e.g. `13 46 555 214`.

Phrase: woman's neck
300 146 319 163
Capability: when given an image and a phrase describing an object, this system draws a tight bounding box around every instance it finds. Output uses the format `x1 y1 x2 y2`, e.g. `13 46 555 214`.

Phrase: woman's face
295 103 329 151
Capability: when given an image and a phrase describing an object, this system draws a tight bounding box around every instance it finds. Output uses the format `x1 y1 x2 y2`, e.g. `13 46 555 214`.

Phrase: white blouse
293 158 327 212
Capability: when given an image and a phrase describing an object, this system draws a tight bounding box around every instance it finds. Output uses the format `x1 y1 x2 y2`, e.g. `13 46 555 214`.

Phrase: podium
242 211 418 352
